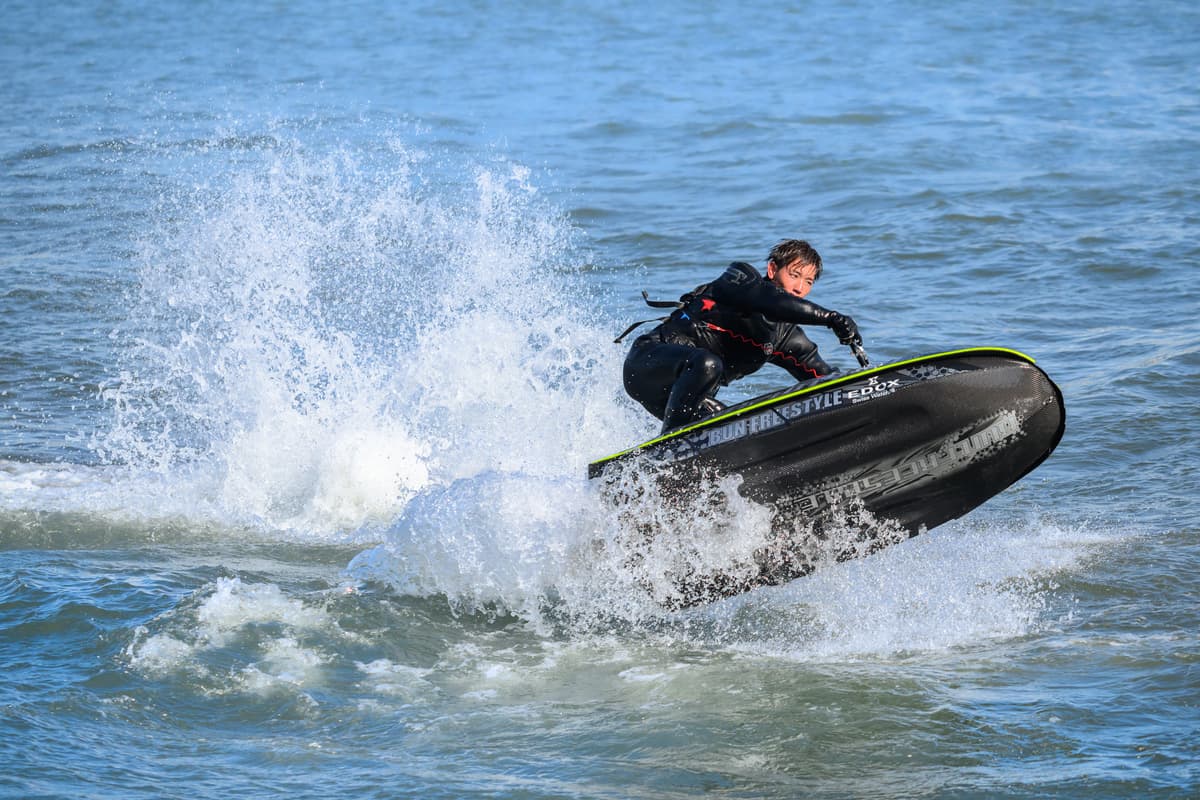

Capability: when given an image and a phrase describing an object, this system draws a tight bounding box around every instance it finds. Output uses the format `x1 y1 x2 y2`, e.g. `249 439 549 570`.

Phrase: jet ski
588 346 1066 607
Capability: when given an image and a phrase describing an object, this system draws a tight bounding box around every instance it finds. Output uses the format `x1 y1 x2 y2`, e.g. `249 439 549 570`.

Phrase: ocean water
2 0 1198 797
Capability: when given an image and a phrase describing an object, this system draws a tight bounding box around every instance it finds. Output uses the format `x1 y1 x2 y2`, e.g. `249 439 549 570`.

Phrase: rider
621 239 861 433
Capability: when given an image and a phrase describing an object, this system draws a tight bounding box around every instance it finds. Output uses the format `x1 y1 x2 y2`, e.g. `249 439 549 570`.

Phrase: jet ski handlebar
850 342 870 368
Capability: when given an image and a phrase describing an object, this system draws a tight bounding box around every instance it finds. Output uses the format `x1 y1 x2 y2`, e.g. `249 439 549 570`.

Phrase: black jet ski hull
589 348 1065 605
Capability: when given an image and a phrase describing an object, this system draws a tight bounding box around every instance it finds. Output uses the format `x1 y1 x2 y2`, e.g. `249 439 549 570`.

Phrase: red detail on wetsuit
705 322 825 379
700 298 717 312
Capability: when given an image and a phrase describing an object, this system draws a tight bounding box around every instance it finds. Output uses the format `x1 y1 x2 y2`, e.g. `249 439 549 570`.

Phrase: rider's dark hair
768 239 823 280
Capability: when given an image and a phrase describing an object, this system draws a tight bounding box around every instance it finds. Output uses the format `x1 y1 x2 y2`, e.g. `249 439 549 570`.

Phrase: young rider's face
767 259 818 299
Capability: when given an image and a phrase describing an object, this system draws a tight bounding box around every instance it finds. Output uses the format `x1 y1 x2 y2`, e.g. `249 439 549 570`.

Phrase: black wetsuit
623 262 857 433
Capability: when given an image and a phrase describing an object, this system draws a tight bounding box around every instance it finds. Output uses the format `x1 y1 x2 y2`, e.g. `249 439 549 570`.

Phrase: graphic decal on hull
780 411 1024 515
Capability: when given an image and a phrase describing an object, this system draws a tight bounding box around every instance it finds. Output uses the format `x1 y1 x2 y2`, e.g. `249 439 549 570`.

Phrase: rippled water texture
2 1 1198 798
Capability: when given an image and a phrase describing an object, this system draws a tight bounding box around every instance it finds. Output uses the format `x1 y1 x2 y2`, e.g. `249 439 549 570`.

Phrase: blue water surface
2 1 1198 798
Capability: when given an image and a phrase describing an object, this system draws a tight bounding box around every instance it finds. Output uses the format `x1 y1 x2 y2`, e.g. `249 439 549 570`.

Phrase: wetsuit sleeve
708 262 843 327
769 325 834 382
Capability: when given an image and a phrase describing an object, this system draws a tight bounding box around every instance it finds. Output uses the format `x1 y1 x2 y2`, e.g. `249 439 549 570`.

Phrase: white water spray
98 139 639 539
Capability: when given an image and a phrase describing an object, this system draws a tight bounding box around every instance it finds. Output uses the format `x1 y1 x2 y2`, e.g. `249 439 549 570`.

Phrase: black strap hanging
612 291 683 343
613 316 665 343
612 284 713 343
